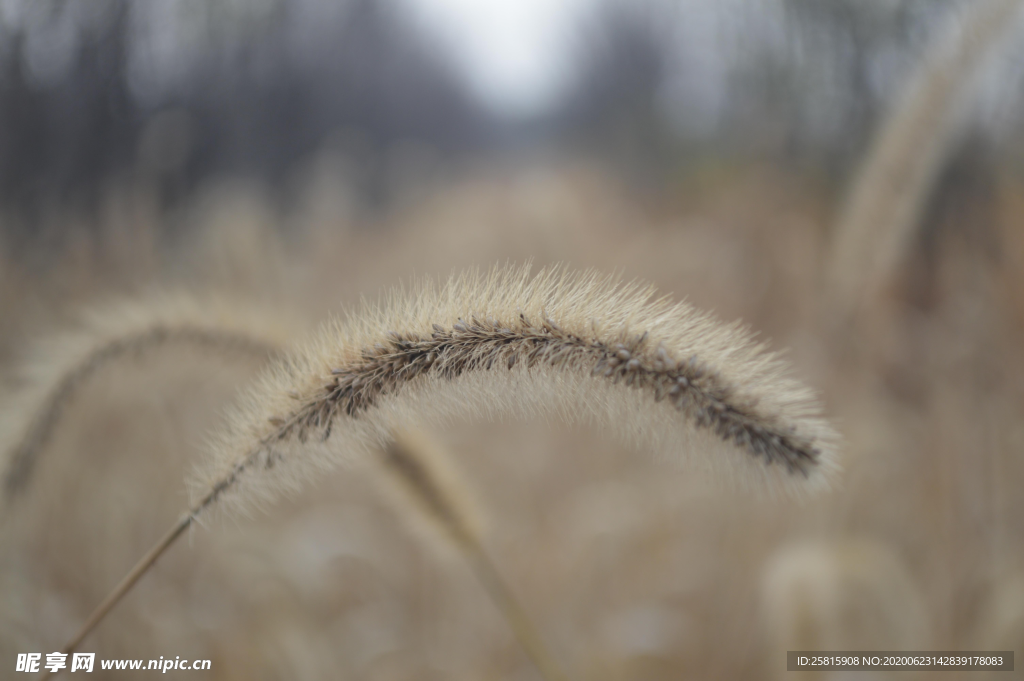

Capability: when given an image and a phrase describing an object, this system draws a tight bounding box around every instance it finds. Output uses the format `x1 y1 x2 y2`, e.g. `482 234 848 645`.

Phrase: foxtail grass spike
192 264 838 518
0 294 288 504
50 265 840 667
828 0 1023 319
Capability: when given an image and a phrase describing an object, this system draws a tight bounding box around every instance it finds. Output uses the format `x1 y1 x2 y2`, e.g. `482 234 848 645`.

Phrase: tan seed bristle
827 0 1023 319
51 266 841 664
0 294 289 504
191 264 840 518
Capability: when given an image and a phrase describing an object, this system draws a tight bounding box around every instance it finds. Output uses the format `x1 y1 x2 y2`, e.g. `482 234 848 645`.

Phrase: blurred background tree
1 0 1023 249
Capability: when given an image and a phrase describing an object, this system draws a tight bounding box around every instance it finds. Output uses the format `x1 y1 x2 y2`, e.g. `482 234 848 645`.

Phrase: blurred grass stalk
380 428 570 681
828 0 1024 323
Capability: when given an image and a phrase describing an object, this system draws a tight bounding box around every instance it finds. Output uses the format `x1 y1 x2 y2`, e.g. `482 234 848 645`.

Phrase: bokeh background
3 0 1024 678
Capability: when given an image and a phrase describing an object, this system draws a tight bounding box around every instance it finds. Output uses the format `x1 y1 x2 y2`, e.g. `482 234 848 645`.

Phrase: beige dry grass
0 295 289 504
759 538 930 680
378 427 568 681
38 264 836 673
827 0 1023 323
0 151 1021 680
193 265 838 524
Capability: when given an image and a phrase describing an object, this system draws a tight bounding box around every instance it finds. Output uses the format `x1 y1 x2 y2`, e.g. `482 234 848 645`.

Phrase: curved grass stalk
195 265 839 517
47 265 840 672
828 0 1023 320
1 295 288 503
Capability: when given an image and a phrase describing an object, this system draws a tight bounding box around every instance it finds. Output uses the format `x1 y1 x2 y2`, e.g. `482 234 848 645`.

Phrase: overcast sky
400 0 596 117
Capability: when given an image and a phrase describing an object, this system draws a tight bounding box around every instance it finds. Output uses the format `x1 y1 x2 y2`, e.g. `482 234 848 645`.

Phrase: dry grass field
1 153 1023 679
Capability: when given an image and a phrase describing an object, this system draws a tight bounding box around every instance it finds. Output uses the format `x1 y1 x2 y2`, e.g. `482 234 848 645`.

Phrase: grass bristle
0 294 289 505
191 264 839 519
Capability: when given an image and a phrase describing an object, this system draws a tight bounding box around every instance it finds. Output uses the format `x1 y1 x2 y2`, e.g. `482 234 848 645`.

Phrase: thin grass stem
38 511 194 679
